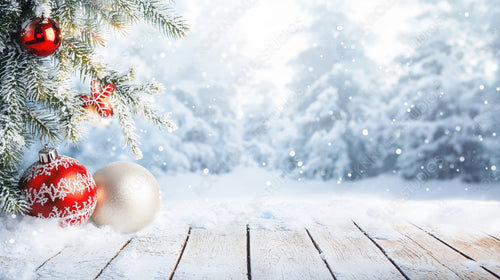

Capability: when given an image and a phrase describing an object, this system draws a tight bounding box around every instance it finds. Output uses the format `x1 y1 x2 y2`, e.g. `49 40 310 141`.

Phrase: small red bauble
19 17 62 57
19 148 97 226
81 80 115 118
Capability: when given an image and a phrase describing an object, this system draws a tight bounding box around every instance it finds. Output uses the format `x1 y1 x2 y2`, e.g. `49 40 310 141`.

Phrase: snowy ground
2 167 500 279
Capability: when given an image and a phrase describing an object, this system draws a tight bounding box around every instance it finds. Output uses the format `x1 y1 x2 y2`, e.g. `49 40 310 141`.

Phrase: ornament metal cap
39 147 58 163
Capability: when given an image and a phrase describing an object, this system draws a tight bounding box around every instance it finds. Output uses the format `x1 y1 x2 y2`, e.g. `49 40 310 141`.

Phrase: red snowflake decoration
81 80 115 118
19 155 97 226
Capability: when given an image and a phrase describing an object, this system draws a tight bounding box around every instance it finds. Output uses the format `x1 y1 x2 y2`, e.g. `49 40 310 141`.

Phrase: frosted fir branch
113 101 143 159
129 94 177 131
106 75 177 131
0 50 28 167
130 80 165 96
23 57 58 102
35 0 53 18
51 83 87 143
80 1 129 33
21 107 61 145
0 2 20 53
25 58 86 143
22 56 86 144
79 21 107 48
0 37 4 54
134 0 188 38
57 37 107 79
108 0 141 23
141 105 177 132
0 168 29 214
53 0 78 32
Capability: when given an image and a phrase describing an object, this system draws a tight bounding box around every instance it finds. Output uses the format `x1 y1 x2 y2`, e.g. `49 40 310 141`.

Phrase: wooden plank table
2 221 500 279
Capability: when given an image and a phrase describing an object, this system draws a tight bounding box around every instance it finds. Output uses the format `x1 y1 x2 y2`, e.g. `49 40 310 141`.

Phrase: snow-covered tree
268 0 500 183
385 1 500 182
158 84 242 174
269 3 383 180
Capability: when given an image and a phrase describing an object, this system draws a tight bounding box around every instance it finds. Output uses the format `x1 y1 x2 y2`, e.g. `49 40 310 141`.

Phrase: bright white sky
344 0 423 64
217 0 423 109
231 0 421 64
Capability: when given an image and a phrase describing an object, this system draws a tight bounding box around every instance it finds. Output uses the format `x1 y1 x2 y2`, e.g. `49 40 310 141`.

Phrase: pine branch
79 20 107 47
46 82 87 144
109 0 141 23
23 57 57 102
21 107 60 145
134 0 188 38
0 47 30 214
114 101 143 159
57 37 106 79
0 2 21 53
0 49 28 167
53 0 78 32
0 167 28 214
141 104 177 131
80 1 129 33
22 54 85 144
104 71 177 131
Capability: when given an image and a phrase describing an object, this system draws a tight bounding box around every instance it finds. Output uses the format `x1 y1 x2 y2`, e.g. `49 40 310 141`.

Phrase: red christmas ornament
19 17 62 57
81 80 115 118
19 147 97 226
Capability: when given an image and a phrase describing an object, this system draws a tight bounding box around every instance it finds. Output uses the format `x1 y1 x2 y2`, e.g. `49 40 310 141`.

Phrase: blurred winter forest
53 0 500 183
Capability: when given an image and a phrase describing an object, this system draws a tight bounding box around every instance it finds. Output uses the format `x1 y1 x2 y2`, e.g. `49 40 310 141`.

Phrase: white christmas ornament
90 161 161 232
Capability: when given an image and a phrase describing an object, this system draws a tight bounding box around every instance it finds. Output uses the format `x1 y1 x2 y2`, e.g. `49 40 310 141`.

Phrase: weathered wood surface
250 226 333 279
354 221 495 280
172 226 248 279
97 227 189 279
307 223 404 279
36 234 130 280
2 223 500 279
418 224 500 277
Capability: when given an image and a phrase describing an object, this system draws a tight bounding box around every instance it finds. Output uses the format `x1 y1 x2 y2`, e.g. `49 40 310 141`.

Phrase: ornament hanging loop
37 120 58 163
40 134 51 149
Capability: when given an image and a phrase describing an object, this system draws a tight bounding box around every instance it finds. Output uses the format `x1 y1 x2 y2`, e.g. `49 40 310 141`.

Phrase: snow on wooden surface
0 246 60 279
418 224 500 277
1 222 500 279
250 226 333 279
307 222 404 279
36 234 130 279
97 227 189 279
355 221 495 280
172 226 248 279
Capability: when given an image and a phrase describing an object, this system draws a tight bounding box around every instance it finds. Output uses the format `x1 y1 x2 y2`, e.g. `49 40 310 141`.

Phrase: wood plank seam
352 221 410 280
401 232 464 279
94 238 133 280
411 223 500 279
410 223 474 260
246 224 252 280
482 267 500 279
35 249 63 271
305 228 337 280
485 233 500 243
168 226 192 280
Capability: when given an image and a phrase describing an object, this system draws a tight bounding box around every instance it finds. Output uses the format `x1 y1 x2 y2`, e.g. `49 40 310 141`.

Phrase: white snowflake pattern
23 169 95 206
21 156 80 183
35 191 97 226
